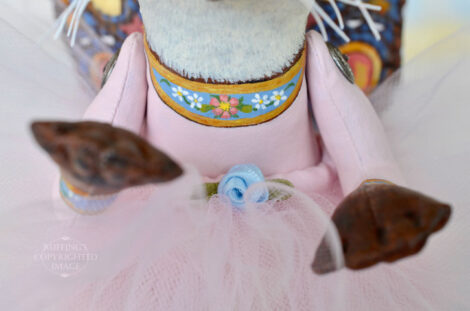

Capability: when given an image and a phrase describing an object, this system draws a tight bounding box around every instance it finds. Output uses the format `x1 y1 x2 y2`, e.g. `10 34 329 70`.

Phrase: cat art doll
1 0 469 310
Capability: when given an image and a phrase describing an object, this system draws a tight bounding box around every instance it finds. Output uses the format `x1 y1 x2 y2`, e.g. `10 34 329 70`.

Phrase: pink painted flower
210 95 239 118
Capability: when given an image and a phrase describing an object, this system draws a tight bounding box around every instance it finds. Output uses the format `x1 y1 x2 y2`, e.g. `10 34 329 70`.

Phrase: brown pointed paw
313 183 451 274
31 121 183 195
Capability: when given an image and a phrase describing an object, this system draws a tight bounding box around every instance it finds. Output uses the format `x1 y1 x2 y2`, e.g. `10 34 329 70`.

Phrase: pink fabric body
84 31 404 200
62 32 460 311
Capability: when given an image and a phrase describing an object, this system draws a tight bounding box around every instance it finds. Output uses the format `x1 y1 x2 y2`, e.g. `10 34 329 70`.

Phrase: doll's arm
33 120 182 214
31 34 183 214
305 31 404 195
305 33 452 274
83 32 148 134
63 33 150 210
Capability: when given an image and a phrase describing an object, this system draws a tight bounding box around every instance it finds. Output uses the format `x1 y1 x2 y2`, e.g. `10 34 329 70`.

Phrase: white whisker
351 0 381 40
67 0 83 37
336 0 382 11
310 5 328 41
53 0 91 46
327 0 344 29
71 0 90 46
54 1 78 40
312 1 350 42
301 0 382 42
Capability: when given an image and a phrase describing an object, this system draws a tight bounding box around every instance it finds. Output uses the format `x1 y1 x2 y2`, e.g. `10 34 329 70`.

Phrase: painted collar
144 36 306 128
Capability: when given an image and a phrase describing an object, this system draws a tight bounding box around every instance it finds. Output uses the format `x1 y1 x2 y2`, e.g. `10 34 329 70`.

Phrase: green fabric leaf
205 183 219 198
268 179 294 201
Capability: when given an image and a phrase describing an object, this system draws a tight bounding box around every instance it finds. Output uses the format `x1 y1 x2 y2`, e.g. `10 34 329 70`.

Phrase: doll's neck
140 0 309 83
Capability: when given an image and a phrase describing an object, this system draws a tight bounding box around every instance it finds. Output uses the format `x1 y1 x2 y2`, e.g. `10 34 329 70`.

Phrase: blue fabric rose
217 164 269 208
